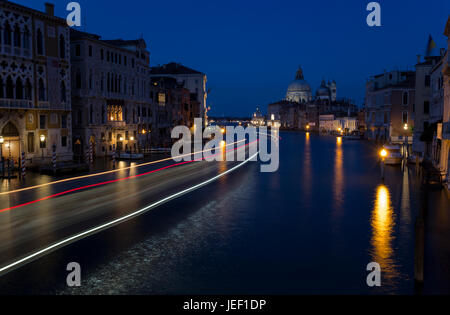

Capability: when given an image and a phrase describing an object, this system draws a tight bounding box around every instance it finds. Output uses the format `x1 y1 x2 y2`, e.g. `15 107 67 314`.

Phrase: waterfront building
150 76 195 147
319 114 357 134
358 108 366 133
440 17 450 190
0 2 72 166
413 55 442 160
319 115 336 133
70 30 151 158
365 70 415 144
149 63 207 126
428 51 446 168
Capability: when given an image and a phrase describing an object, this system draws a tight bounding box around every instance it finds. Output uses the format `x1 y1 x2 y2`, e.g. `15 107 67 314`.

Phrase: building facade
413 56 442 159
440 17 450 190
0 2 72 166
150 76 195 147
149 63 207 126
365 70 415 144
70 30 151 158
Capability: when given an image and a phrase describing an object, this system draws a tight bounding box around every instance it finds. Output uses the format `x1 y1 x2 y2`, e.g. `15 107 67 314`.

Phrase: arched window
2 122 19 137
23 28 30 49
60 81 66 102
13 25 21 47
36 28 43 55
25 79 32 100
89 104 94 124
38 78 45 101
15 77 23 99
59 34 65 59
4 22 12 46
6 76 14 99
0 78 4 99
403 92 408 105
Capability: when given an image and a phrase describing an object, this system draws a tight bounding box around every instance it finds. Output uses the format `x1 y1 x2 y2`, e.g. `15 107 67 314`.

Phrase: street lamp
403 124 409 160
40 134 46 160
130 136 135 158
380 148 388 180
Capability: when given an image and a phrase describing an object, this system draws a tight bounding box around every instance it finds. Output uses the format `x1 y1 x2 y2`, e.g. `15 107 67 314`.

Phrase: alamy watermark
66 262 81 287
66 2 81 27
366 262 381 287
171 119 280 173
366 2 381 27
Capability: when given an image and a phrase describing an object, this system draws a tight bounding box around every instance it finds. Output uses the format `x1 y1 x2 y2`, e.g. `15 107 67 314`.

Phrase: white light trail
0 152 259 276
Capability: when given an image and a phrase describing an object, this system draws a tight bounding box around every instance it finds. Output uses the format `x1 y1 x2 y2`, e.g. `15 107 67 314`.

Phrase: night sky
14 0 450 117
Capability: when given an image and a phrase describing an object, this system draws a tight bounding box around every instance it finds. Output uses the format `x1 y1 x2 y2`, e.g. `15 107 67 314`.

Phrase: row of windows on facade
368 111 409 126
99 130 139 143
1 23 67 59
74 105 154 125
26 132 68 152
0 76 67 102
38 114 69 129
74 71 162 101
74 43 138 68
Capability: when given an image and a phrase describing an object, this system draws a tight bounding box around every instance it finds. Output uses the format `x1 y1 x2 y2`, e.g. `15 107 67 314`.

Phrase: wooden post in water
414 170 428 293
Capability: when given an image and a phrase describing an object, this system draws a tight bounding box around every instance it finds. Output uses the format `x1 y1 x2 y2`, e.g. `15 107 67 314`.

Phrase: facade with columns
0 1 72 166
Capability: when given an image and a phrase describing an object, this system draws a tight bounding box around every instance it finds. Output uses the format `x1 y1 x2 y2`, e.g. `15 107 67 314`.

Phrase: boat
343 131 363 140
382 145 402 165
343 135 362 140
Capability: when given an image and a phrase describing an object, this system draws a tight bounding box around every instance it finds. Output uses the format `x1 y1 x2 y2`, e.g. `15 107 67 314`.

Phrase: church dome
286 66 312 103
287 67 311 93
287 80 312 93
316 80 331 97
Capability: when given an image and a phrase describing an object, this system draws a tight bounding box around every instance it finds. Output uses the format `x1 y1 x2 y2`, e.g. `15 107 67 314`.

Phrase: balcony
107 121 126 128
37 101 50 109
0 99 33 109
443 122 450 140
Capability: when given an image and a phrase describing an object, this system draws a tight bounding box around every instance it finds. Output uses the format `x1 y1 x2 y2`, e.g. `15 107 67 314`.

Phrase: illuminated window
107 105 123 121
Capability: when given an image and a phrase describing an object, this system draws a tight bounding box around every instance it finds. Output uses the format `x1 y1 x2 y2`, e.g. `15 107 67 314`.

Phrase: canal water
1 131 449 294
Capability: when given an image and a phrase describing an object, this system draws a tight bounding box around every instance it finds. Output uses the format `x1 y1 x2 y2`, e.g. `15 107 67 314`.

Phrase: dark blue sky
16 0 450 117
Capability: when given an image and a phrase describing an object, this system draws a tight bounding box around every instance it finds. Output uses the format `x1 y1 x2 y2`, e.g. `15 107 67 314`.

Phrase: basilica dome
316 80 331 98
286 67 312 103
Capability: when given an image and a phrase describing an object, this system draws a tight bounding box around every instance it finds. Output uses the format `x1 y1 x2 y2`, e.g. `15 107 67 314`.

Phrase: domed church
285 66 337 103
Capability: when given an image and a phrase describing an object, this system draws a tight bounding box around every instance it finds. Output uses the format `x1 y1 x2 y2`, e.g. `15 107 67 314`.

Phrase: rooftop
150 62 204 75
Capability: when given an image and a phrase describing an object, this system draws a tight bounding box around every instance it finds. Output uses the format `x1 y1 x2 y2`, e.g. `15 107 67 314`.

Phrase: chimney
45 3 54 16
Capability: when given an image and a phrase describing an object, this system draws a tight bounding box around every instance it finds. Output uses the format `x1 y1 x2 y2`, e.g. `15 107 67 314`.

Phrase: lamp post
142 129 147 154
403 124 409 161
40 134 46 162
380 148 388 180
130 136 135 162
119 137 124 159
